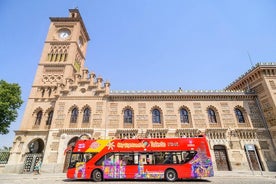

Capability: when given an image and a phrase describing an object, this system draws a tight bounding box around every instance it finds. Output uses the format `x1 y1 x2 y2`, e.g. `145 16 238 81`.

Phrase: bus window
153 152 165 164
96 152 136 166
69 152 96 168
134 153 139 164
69 153 83 168
84 153 95 162
173 152 182 164
163 153 173 164
182 151 197 163
153 151 189 165
146 154 153 164
113 153 131 165
96 153 113 166
124 153 135 165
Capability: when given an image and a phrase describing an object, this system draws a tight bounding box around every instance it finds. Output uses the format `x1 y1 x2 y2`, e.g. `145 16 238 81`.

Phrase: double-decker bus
66 136 214 182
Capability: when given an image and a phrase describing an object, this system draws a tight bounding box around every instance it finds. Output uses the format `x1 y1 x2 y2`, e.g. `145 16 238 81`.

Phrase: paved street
0 171 275 184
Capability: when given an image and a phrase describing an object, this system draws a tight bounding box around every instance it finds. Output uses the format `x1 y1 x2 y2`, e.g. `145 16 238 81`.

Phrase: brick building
4 9 276 173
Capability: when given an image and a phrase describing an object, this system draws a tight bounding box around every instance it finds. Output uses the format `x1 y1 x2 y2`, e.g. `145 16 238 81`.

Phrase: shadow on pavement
63 178 211 182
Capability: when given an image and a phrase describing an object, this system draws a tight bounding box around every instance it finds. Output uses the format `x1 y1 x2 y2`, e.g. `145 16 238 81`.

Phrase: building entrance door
244 144 263 171
247 150 261 170
23 138 44 173
214 145 231 171
23 153 43 173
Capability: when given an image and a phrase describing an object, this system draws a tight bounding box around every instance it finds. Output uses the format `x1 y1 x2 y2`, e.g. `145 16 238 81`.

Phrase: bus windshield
69 152 96 168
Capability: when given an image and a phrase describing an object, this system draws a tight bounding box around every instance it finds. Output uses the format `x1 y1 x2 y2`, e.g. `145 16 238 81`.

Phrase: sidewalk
0 171 275 179
0 172 66 179
215 171 276 178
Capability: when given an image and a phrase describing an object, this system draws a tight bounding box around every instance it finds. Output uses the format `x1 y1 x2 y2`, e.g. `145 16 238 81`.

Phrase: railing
0 151 10 164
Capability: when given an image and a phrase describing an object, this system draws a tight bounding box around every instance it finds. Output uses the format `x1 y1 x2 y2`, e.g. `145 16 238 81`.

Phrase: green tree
0 80 23 134
0 146 11 151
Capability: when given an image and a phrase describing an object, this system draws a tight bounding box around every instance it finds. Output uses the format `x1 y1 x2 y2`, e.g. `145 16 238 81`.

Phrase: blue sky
1 0 276 147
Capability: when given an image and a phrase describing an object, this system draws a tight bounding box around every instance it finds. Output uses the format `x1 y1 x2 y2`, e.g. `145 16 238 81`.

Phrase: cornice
108 90 256 101
59 128 94 134
176 128 200 133
46 41 71 45
38 63 67 67
14 130 49 134
205 128 228 132
58 96 105 100
116 129 139 133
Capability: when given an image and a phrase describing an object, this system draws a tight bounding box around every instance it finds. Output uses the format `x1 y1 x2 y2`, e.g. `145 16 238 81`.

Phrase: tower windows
41 88 45 97
48 88 52 97
46 110 54 125
35 111 43 125
70 108 78 123
82 108 91 123
48 45 69 62
124 109 133 124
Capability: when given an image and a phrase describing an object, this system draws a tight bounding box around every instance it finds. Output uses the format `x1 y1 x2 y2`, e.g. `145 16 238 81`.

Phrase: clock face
58 28 71 39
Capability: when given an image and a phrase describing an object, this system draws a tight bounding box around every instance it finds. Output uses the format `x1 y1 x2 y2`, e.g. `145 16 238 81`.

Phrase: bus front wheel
165 169 178 182
92 169 103 182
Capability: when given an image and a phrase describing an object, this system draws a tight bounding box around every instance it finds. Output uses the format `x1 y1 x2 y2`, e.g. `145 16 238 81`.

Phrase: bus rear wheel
165 169 178 182
92 169 103 182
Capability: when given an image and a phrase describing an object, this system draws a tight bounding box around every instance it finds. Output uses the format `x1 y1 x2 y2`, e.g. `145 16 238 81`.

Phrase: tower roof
50 9 90 41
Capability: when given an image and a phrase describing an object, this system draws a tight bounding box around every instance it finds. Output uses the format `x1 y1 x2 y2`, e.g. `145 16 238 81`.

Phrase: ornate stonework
4 10 276 174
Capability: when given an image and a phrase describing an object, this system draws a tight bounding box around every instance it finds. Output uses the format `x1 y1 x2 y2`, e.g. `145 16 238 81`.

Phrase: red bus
66 136 214 181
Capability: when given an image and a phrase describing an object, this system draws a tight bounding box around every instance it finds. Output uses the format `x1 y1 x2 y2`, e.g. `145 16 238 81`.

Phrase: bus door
137 152 167 179
121 152 139 179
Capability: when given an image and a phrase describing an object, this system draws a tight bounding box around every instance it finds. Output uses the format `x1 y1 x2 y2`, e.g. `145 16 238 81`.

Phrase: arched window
70 108 78 123
41 88 45 97
48 88 52 97
46 110 53 125
152 109 161 123
208 108 217 123
28 139 44 153
35 111 42 125
82 108 91 123
124 109 133 123
180 108 189 123
235 108 245 123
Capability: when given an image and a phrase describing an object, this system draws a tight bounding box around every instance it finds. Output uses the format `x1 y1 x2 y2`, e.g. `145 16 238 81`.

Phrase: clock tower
32 9 90 92
5 9 93 173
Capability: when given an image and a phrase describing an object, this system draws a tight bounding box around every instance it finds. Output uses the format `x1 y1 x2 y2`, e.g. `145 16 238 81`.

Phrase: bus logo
78 143 85 149
107 141 115 150
143 141 149 147
90 142 100 149
150 141 166 148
